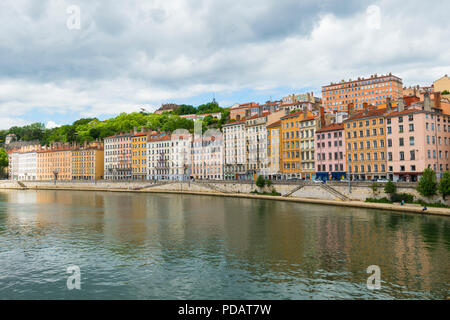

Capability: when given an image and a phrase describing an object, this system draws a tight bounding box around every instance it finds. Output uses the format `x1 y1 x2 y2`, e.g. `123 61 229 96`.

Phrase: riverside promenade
1 180 449 217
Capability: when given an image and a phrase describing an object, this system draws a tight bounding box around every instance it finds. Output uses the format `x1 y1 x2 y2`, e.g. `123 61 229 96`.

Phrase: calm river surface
0 190 448 300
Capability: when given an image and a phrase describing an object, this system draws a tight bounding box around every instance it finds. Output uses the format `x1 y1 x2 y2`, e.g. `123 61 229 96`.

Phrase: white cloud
45 121 61 129
0 0 448 127
0 117 30 130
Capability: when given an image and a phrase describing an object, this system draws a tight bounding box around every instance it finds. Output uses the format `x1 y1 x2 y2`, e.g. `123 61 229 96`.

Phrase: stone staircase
282 182 349 201
130 181 171 190
319 183 349 201
16 181 27 189
193 181 230 193
282 184 305 197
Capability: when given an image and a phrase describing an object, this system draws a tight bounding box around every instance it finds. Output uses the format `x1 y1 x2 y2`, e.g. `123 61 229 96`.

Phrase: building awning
331 172 347 178
316 172 329 177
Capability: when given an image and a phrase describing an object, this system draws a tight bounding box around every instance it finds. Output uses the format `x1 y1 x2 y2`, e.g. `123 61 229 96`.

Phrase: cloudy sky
0 0 448 129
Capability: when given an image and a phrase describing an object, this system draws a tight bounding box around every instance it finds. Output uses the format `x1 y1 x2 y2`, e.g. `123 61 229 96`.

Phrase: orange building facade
322 73 403 113
37 144 73 181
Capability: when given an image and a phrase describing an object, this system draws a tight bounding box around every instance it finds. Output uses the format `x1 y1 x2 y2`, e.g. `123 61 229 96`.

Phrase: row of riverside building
5 74 450 183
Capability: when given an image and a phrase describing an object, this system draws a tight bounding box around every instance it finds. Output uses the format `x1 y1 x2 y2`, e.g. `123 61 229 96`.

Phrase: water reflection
0 190 448 300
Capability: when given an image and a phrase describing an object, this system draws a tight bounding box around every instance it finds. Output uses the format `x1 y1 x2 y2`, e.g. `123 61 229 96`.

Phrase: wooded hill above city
0 102 230 146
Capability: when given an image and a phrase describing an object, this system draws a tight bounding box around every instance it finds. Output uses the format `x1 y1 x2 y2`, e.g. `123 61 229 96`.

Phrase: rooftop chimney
424 92 431 111
319 107 325 128
133 126 138 135
433 92 441 109
363 102 369 114
303 106 308 119
397 98 405 112
386 97 392 112
348 103 354 116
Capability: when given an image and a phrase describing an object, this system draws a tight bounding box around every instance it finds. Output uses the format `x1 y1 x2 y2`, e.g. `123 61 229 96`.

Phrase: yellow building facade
71 142 104 180
280 110 318 179
132 131 148 180
344 103 388 181
433 74 450 93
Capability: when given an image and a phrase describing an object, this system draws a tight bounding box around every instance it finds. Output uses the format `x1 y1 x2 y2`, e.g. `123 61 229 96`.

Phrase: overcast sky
0 0 448 129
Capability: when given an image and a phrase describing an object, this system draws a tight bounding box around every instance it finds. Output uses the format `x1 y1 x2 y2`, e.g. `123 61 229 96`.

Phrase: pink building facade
386 94 450 182
104 132 132 180
315 123 347 181
190 135 224 180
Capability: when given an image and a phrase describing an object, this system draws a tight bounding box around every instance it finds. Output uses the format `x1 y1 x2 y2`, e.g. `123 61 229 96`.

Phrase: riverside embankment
1 179 449 216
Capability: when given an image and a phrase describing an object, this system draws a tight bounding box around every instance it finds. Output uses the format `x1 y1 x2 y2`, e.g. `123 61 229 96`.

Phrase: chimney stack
363 102 369 114
397 98 405 112
386 97 392 112
319 107 325 128
433 92 441 109
348 103 354 116
424 92 431 111
133 126 138 135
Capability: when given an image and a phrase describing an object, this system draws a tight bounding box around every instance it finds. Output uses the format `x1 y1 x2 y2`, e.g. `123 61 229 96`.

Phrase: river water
0 190 448 299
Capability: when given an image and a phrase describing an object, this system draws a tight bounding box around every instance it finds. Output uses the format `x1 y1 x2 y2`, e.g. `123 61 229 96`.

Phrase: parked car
313 179 325 184
377 178 389 183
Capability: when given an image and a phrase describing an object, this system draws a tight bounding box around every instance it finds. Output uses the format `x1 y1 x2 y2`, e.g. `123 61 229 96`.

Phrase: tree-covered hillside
0 102 229 145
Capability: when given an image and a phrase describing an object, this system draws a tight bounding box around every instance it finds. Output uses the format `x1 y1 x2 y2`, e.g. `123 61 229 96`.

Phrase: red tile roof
267 120 281 128
223 120 246 127
247 112 270 120
132 132 149 137
345 108 387 121
148 133 171 142
385 108 421 117
316 123 344 133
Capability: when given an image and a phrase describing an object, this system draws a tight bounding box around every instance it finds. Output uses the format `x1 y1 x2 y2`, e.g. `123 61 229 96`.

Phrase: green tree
256 175 266 189
371 182 379 197
0 148 8 178
438 171 450 200
417 168 437 198
442 90 450 95
174 104 196 115
384 180 397 195
197 102 222 114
